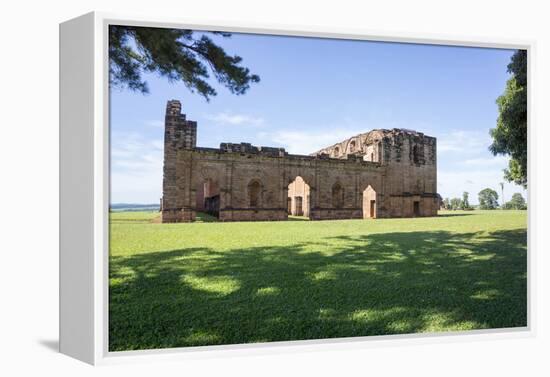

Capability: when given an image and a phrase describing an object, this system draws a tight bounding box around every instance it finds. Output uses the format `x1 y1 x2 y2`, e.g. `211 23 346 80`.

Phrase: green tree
109 26 260 100
489 50 527 187
503 193 527 210
478 188 499 210
443 197 451 210
450 198 462 210
461 191 470 210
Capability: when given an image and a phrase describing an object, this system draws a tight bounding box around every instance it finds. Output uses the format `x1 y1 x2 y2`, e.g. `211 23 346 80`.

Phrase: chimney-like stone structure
162 100 198 222
164 99 197 150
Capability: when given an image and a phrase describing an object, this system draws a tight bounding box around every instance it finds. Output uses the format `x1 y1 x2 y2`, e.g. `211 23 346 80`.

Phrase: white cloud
205 112 265 127
433 129 527 203
109 126 527 205
110 133 163 203
437 130 491 154
260 128 365 155
438 169 526 205
144 120 164 128
464 155 509 167
263 127 497 156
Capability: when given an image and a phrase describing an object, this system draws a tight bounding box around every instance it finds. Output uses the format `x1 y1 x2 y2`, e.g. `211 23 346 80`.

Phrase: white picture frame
59 11 535 365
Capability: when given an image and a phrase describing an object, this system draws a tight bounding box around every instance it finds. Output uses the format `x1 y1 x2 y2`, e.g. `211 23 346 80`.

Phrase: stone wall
313 128 438 218
162 100 438 222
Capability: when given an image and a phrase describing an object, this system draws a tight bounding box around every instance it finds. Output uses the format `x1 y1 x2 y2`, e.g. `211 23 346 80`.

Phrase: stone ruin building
161 100 438 222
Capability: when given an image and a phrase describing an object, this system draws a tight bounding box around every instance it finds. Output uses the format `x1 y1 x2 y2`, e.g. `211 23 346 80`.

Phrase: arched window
333 147 340 157
248 180 262 207
332 183 344 209
349 140 356 153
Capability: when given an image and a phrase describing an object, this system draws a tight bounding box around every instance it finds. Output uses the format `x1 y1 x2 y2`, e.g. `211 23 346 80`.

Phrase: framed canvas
59 11 534 365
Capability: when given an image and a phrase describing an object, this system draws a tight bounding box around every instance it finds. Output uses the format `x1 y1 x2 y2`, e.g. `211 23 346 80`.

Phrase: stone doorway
288 176 311 218
197 179 220 218
362 185 377 219
413 201 420 217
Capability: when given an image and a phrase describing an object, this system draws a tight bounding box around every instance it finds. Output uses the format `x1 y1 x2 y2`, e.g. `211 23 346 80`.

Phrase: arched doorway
196 178 220 218
362 185 377 219
287 176 311 218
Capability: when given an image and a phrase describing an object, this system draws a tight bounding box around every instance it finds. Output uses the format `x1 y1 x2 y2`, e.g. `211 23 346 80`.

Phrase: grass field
109 210 527 351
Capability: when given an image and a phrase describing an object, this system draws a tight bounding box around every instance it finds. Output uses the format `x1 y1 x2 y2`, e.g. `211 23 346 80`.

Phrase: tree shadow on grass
109 228 527 351
436 213 475 217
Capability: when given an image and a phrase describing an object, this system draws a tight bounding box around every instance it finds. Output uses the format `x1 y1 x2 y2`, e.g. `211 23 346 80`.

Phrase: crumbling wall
162 101 437 222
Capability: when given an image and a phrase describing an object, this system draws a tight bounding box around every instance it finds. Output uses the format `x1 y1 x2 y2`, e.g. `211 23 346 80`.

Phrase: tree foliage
450 198 462 210
478 188 499 210
109 26 260 100
461 192 471 210
503 193 527 210
489 50 527 187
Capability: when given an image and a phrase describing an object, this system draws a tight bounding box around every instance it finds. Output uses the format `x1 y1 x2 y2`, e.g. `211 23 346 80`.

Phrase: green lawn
109 210 527 351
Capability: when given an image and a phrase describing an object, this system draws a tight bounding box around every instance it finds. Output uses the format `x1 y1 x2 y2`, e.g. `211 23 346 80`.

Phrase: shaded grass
109 210 527 351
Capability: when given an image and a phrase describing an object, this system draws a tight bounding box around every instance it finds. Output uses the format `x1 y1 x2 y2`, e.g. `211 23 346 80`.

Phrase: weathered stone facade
162 100 438 222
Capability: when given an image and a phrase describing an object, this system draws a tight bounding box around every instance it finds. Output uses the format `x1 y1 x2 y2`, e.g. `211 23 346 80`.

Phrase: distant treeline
110 203 160 212
441 190 527 211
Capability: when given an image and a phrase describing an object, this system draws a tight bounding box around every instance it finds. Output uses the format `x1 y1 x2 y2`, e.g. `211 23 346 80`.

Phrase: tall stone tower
164 100 197 150
162 100 197 222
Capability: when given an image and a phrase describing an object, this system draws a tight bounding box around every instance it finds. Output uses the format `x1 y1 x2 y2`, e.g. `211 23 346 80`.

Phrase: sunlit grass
109 210 527 351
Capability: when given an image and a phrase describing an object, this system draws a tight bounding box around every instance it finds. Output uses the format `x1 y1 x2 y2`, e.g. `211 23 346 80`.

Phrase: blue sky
110 31 527 205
